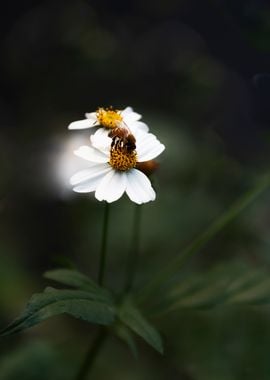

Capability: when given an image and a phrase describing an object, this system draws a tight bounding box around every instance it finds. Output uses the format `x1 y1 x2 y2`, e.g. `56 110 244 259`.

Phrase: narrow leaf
1 288 116 336
149 262 270 316
118 299 163 354
44 269 107 294
226 278 270 304
113 324 138 359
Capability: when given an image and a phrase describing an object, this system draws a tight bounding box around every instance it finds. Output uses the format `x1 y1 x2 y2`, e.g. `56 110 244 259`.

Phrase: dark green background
1 0 270 379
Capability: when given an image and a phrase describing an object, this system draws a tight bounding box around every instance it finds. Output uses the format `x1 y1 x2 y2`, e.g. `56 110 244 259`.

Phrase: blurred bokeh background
1 0 270 379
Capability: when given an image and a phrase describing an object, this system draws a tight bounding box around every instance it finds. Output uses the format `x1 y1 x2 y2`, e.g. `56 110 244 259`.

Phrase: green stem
75 204 110 380
98 202 110 286
137 174 270 303
75 328 107 380
125 204 142 292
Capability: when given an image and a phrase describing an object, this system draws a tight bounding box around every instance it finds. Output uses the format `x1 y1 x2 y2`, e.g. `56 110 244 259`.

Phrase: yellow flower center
96 107 123 129
109 146 137 171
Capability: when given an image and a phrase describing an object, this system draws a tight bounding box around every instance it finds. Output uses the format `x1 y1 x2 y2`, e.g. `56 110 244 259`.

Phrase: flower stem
75 328 107 380
98 202 110 286
125 204 142 292
74 204 110 380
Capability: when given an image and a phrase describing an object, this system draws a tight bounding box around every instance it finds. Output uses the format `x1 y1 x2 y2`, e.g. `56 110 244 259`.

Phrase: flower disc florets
109 146 137 171
68 106 149 134
96 107 123 129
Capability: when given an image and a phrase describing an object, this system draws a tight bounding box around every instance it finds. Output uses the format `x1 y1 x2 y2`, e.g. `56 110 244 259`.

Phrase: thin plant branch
98 202 110 286
125 204 142 292
75 327 107 380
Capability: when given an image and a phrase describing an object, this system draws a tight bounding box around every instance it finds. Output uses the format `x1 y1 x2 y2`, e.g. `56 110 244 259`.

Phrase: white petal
90 128 111 154
73 184 96 193
121 106 134 114
70 164 111 186
127 121 149 133
74 145 108 163
68 119 96 130
125 169 156 204
121 106 142 121
73 170 106 192
73 166 110 193
95 170 127 203
85 112 97 121
136 133 165 161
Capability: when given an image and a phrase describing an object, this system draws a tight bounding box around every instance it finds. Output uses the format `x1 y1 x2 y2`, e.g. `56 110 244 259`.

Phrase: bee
109 125 136 153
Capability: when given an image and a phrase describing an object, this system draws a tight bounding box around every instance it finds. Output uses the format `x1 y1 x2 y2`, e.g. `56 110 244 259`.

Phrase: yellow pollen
109 146 137 171
96 107 123 129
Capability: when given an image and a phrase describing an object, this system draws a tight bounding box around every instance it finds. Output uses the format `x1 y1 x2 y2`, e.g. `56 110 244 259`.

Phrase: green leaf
1 288 116 336
113 324 138 359
44 269 104 293
44 269 113 302
225 277 270 304
118 299 163 354
149 261 270 316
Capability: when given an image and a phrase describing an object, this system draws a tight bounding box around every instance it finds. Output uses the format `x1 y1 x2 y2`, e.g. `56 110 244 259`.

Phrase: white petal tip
68 119 95 130
160 144 166 153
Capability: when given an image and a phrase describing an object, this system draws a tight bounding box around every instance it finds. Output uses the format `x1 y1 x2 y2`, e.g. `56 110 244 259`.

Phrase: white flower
68 106 149 133
70 131 165 204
